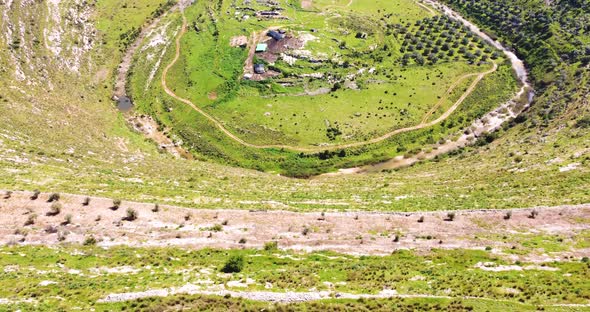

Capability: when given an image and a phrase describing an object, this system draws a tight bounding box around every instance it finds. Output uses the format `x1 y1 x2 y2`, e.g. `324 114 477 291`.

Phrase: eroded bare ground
1 191 589 261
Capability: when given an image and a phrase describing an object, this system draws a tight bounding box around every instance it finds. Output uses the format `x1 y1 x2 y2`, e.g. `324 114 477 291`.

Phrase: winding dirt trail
161 15 497 153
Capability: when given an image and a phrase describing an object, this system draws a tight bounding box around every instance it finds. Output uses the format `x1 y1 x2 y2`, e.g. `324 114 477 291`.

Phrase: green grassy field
0 245 588 311
126 0 516 175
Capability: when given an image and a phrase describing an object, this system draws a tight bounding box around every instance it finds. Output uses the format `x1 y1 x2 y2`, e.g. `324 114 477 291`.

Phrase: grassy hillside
0 0 587 211
1 245 589 311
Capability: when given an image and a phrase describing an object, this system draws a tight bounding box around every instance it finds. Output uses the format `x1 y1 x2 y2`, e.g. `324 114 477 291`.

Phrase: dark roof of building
267 30 285 41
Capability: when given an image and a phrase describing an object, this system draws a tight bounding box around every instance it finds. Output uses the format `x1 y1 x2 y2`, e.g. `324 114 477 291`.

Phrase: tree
221 255 244 273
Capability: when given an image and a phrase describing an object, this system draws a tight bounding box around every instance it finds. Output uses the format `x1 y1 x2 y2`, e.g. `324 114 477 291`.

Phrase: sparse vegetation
63 214 73 225
31 190 41 200
24 214 37 226
124 208 138 221
446 212 456 221
48 202 62 216
47 193 60 203
83 236 97 246
111 199 122 210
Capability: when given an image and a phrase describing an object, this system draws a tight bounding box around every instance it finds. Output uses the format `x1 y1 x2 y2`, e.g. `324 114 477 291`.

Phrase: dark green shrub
221 255 244 273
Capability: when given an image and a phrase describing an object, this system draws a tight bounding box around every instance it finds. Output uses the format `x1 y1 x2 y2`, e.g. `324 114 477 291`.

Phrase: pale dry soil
1 191 589 261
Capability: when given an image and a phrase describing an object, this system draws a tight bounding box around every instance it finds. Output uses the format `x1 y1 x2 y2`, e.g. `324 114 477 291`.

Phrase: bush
211 224 223 232
31 190 40 200
302 227 310 236
45 225 58 234
48 193 60 202
504 211 512 220
238 238 247 244
63 214 73 225
221 255 244 273
529 209 539 219
124 208 138 221
152 204 160 212
48 202 62 216
82 197 91 206
3 191 12 199
111 199 122 210
25 214 37 226
83 236 97 246
417 216 425 223
446 212 456 221
264 241 278 251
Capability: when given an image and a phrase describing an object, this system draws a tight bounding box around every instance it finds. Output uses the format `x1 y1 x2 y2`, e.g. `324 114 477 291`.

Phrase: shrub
82 197 91 206
31 190 40 200
221 220 229 226
529 209 539 219
3 191 12 199
124 208 138 221
48 193 60 202
48 202 62 216
264 241 278 251
238 238 247 244
302 227 310 236
83 235 97 246
45 225 58 234
417 216 425 223
184 213 192 221
582 257 589 263
221 255 244 273
152 204 160 212
393 235 400 242
504 211 512 220
111 199 121 210
57 231 67 242
485 246 492 251
63 214 72 225
25 214 37 226
211 224 223 232
446 212 456 221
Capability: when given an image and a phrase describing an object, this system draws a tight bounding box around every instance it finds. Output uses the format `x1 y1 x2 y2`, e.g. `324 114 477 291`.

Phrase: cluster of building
253 30 286 74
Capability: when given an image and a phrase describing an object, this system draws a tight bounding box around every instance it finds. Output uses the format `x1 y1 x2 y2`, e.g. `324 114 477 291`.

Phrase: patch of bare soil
301 0 313 9
208 91 218 100
1 191 589 261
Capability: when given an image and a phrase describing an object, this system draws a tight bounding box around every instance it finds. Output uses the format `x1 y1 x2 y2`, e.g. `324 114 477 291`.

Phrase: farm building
254 64 266 74
267 30 285 41
256 43 268 52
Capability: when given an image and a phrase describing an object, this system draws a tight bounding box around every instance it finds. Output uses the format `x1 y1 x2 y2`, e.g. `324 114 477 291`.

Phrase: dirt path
415 0 437 16
161 14 497 153
2 191 589 258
